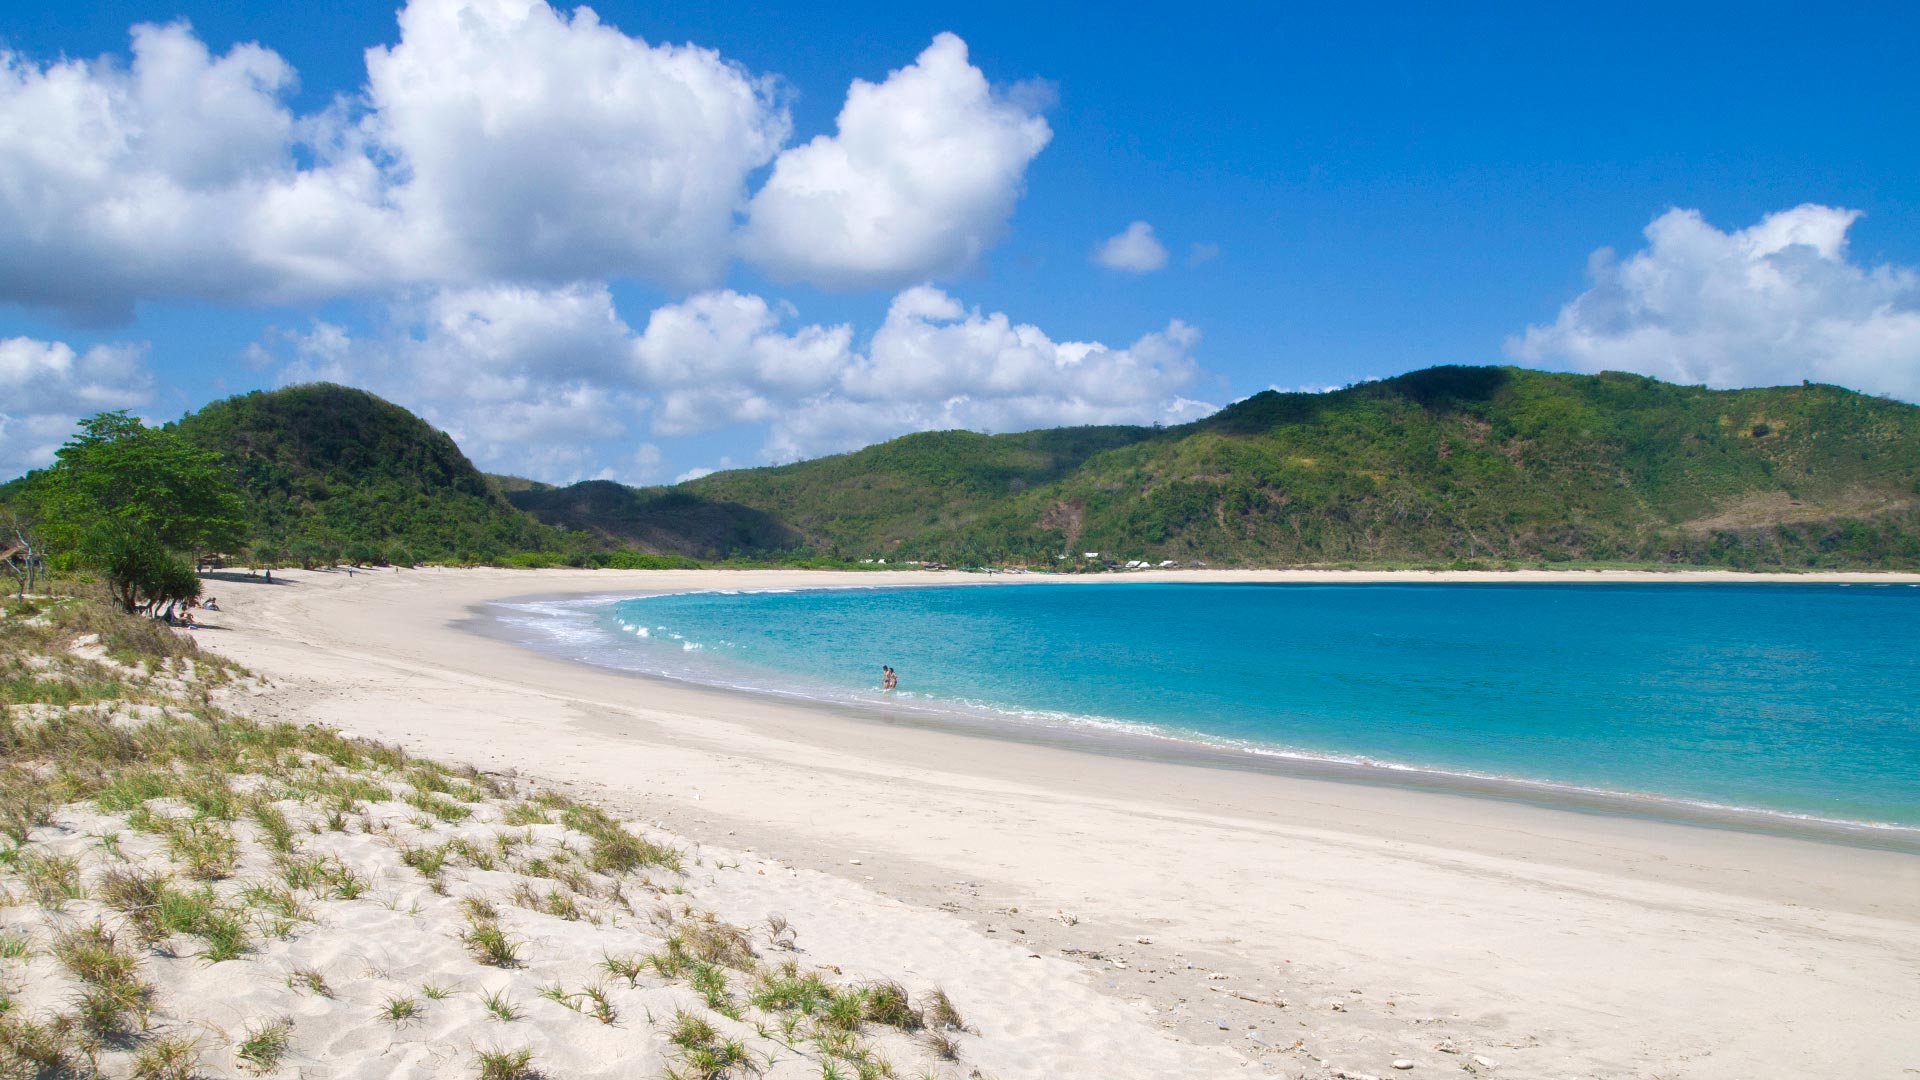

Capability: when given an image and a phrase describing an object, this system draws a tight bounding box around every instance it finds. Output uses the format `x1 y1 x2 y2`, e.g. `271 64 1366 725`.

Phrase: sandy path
196 567 1920 1079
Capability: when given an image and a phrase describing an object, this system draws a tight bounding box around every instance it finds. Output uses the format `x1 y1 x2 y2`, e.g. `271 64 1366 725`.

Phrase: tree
1 508 48 599
30 412 249 556
149 554 203 615
291 540 327 570
80 520 198 614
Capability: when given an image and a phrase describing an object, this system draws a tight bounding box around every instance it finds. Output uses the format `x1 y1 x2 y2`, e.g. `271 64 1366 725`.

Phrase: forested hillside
171 385 562 564
14 367 1917 571
521 366 1920 569
500 481 802 561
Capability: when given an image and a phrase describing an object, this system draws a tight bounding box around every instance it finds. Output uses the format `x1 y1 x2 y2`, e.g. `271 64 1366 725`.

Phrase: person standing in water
882 665 897 691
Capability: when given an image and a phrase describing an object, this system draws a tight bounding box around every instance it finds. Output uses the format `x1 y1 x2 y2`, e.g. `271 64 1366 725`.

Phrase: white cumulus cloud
0 11 1053 317
756 285 1210 460
1509 204 1920 400
1093 221 1169 273
740 33 1052 289
632 291 855 434
363 0 788 289
0 20 372 317
0 2 782 316
0 337 154 478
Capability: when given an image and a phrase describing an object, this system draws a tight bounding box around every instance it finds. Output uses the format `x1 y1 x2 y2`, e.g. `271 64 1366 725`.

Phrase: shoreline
194 566 1920 1079
482 579 1920 849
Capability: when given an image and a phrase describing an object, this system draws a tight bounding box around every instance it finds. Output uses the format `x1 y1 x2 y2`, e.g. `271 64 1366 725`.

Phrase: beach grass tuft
0 767 59 845
502 802 549 826
163 817 238 880
765 912 796 950
287 965 333 997
480 987 522 1022
668 1009 716 1051
380 993 424 1027
0 1013 77 1076
922 987 969 1033
462 918 522 968
918 1028 962 1061
688 961 736 1017
20 850 86 908
96 864 171 940
406 789 472 824
817 987 867 1035
668 915 755 970
53 922 152 1038
860 979 921 1031
249 802 297 854
234 1015 294 1074
750 961 833 1015
581 982 619 1025
474 1046 537 1080
598 951 645 988
130 1035 201 1080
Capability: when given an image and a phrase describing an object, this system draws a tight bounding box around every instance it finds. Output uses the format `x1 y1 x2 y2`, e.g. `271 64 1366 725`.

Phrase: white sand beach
188 567 1920 1079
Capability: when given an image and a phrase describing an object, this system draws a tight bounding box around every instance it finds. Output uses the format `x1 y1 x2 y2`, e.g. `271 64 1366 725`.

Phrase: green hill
498 480 800 560
499 426 1148 561
171 384 561 563
522 366 1920 570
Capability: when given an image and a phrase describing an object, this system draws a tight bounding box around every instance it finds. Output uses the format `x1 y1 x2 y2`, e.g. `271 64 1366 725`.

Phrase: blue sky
3 0 1917 482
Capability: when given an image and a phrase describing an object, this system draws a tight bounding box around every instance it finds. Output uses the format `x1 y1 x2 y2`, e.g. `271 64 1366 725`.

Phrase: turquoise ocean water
494 583 1920 833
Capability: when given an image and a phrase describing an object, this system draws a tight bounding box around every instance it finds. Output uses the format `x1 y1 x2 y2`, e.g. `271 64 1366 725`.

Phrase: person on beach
882 665 897 690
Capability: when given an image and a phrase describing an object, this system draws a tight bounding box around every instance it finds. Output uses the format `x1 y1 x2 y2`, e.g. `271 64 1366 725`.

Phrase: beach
194 567 1920 1079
